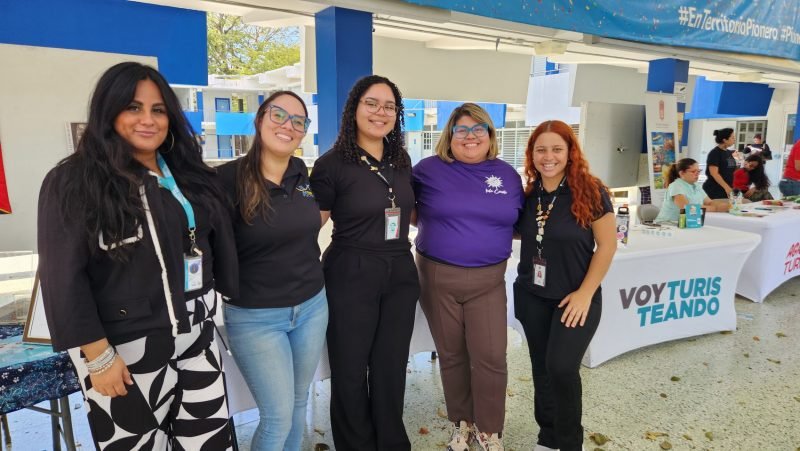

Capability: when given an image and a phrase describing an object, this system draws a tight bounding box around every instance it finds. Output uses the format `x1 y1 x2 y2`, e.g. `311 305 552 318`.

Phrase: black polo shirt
218 156 324 308
310 148 414 254
516 183 613 300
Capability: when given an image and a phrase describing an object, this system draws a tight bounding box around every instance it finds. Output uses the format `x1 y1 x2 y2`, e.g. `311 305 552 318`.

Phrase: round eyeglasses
452 123 489 139
266 105 311 133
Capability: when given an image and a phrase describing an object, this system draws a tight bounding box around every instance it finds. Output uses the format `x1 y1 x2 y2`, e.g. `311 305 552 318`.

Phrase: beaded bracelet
88 354 117 375
85 346 116 373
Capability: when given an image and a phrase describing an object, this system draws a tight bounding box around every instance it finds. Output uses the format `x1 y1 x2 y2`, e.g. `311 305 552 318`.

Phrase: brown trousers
416 253 508 433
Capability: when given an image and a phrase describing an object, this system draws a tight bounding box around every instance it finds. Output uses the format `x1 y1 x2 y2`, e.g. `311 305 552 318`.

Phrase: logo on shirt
296 184 314 199
484 175 508 195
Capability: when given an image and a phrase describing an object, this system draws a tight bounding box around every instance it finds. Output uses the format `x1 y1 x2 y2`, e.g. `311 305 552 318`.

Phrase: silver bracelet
88 354 117 375
85 346 116 372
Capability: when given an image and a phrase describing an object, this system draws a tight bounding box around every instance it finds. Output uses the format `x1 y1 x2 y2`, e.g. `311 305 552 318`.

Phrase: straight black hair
713 128 734 144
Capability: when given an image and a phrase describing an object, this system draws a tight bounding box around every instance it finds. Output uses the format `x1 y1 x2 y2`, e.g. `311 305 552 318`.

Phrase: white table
580 226 760 367
704 205 800 302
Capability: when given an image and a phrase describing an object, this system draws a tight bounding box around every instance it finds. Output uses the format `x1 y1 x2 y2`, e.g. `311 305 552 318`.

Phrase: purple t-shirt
413 156 524 267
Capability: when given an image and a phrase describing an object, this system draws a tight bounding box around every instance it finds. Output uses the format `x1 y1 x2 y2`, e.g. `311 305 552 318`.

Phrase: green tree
208 13 301 75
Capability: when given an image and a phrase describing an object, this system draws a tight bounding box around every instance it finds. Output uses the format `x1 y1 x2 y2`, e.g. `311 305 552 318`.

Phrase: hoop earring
162 131 175 153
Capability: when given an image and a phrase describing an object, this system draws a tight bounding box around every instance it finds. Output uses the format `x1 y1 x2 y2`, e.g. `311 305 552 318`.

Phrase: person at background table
733 154 773 202
37 62 238 450
743 133 772 161
412 103 523 451
217 91 327 451
309 75 419 451
655 158 730 224
779 139 800 197
513 120 616 451
703 127 739 199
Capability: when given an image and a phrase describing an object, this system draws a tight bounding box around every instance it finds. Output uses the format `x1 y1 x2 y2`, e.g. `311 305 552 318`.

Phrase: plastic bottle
729 189 740 213
616 204 630 246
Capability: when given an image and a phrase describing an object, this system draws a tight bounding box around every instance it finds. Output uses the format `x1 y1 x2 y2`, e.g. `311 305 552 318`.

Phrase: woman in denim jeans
218 91 328 451
779 139 800 197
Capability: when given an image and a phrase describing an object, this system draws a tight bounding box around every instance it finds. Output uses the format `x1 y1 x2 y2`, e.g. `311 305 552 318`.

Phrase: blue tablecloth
0 325 80 415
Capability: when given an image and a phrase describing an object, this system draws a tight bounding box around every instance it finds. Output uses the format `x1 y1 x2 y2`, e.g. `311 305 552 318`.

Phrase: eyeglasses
266 105 310 133
452 123 489 139
360 99 398 116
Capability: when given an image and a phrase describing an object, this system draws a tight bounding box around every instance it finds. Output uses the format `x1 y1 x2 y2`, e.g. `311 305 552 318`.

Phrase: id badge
384 207 401 241
184 254 203 291
533 257 546 287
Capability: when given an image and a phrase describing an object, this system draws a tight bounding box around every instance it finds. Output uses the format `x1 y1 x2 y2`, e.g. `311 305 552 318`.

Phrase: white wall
579 102 645 188
572 65 648 106
302 32 532 103
372 36 532 104
0 44 156 252
526 71 581 126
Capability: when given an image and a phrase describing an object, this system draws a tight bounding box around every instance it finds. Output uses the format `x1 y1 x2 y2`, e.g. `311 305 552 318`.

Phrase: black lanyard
360 155 396 208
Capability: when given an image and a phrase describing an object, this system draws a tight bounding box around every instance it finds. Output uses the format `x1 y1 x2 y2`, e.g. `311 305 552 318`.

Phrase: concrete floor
4 277 799 450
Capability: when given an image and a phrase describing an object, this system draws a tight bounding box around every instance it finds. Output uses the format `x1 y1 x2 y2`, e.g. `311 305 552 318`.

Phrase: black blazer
37 165 238 352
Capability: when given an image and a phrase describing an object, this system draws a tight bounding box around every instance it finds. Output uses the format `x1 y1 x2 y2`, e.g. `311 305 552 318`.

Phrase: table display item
616 204 630 247
679 204 704 228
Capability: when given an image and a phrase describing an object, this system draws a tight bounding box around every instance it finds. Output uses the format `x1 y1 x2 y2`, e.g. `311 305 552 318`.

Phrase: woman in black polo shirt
310 75 419 451
218 91 327 451
514 120 616 451
703 127 739 199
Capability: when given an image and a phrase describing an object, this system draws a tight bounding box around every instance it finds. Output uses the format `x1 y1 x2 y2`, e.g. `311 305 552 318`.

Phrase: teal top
655 178 708 223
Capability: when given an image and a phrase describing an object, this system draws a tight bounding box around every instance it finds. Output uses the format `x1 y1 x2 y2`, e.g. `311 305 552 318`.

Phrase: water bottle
730 189 741 213
616 204 630 246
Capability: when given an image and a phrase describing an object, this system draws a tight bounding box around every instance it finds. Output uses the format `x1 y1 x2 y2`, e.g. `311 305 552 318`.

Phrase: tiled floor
5 277 800 450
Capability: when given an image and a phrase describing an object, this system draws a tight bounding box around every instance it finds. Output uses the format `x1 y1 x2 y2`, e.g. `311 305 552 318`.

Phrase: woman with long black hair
310 75 419 451
733 154 773 201
38 62 238 450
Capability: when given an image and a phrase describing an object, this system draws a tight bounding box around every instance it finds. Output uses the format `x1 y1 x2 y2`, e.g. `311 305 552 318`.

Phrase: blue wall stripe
216 113 256 136
183 111 204 137
686 77 773 119
0 0 207 86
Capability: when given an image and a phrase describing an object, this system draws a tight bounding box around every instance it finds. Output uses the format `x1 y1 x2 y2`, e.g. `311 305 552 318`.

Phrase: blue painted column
647 58 690 149
314 7 373 154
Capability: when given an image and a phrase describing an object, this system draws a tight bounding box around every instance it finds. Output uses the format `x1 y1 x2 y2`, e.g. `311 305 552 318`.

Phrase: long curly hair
744 154 770 190
55 62 224 260
331 75 410 169
524 120 609 228
236 91 308 224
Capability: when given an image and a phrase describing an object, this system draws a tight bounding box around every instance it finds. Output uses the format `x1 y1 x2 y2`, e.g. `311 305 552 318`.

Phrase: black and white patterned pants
70 290 231 450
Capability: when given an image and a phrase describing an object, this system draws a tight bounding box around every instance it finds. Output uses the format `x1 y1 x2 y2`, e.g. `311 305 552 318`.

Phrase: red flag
0 143 11 214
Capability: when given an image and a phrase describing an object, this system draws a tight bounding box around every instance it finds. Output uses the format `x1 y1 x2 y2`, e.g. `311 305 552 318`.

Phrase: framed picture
65 122 87 153
22 273 51 344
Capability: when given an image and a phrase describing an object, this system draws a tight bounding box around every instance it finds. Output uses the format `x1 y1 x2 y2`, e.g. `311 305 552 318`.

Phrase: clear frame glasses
452 123 489 139
360 98 398 116
267 105 311 133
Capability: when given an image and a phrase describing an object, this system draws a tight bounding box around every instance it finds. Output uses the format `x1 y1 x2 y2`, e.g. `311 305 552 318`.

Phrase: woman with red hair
513 120 616 451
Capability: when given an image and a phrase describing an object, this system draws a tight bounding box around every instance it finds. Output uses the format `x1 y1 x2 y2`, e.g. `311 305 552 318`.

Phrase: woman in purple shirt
413 103 523 451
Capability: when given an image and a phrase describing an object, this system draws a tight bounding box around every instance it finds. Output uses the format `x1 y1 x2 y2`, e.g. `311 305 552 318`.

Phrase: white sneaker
446 420 470 451
534 445 559 451
472 425 503 451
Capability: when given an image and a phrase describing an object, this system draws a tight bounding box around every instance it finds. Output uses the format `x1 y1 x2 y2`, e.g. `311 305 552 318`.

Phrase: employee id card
184 254 203 291
533 257 546 287
385 207 401 241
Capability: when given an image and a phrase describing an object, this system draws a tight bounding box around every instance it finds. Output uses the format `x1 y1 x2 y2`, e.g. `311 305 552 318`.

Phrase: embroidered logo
484 175 507 195
296 184 314 198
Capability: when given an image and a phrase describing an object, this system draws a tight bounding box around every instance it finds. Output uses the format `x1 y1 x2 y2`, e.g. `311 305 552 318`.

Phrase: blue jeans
224 288 328 451
779 179 800 197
